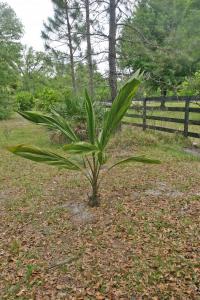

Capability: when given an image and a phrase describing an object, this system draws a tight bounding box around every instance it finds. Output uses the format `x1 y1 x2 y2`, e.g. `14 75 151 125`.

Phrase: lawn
0 116 200 299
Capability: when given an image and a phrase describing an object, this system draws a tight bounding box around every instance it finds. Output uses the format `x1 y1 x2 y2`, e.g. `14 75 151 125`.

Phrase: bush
35 88 62 112
54 92 105 127
16 91 35 111
54 93 86 122
178 71 200 96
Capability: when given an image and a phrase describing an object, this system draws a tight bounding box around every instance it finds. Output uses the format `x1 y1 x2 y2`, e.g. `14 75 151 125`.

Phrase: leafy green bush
178 71 200 96
95 85 110 101
35 88 62 112
16 91 35 111
55 93 86 122
54 92 105 126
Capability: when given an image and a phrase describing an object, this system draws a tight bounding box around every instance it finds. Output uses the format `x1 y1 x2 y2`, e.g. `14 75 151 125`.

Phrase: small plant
7 74 160 207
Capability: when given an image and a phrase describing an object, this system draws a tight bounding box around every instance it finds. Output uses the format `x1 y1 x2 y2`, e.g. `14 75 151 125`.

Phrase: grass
0 115 200 299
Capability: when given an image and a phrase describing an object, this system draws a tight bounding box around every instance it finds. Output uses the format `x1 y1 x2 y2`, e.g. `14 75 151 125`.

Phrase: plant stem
88 154 100 207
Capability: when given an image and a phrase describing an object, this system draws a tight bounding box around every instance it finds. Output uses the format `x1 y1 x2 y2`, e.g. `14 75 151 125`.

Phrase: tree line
1 0 200 119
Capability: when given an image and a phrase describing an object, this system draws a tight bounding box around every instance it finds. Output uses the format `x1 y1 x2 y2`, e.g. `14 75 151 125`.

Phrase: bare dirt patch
184 147 200 157
60 202 96 225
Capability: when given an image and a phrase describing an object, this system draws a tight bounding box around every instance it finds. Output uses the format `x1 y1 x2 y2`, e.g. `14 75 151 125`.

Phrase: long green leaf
7 144 82 170
99 72 141 149
85 90 96 144
63 142 99 154
109 155 161 170
18 111 78 142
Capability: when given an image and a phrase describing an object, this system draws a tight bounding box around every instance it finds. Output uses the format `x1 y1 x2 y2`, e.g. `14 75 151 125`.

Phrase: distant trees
41 0 135 100
1 0 200 119
41 0 82 94
17 46 53 92
178 71 200 97
0 2 23 87
0 2 23 119
119 0 200 107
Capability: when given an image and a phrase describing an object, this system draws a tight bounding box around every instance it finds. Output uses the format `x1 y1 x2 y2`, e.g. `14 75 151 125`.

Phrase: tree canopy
0 2 23 119
119 0 200 101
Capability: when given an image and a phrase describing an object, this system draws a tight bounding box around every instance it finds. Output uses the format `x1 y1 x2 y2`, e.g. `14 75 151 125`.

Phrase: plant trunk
88 182 100 207
88 158 100 207
160 88 167 109
65 1 76 94
108 0 117 102
85 0 94 97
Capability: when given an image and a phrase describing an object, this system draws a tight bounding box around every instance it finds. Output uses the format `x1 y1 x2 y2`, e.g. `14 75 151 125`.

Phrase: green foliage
54 93 86 122
119 0 200 95
99 75 141 149
18 110 78 142
178 71 200 96
16 91 35 111
18 46 53 93
35 88 62 112
0 90 13 120
54 91 105 126
8 75 160 207
0 3 23 119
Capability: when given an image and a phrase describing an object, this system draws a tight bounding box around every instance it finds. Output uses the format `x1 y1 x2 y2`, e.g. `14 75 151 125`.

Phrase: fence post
143 98 147 131
184 97 190 137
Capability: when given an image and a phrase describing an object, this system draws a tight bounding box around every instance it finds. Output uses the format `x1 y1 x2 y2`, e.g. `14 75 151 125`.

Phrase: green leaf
109 155 161 170
18 110 78 142
99 71 141 149
85 89 96 144
7 144 82 170
63 142 99 154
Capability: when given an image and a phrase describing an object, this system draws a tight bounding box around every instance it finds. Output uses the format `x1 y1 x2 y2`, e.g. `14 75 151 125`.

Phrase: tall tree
42 0 82 94
0 2 23 118
0 2 23 82
84 0 94 97
119 0 200 107
108 0 117 100
97 0 135 100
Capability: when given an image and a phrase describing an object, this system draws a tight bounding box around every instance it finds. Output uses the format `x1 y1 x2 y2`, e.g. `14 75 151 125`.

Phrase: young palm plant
7 74 160 207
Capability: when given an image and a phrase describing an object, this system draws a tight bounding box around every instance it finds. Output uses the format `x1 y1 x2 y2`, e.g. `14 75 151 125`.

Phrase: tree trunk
85 0 94 97
160 88 167 109
65 1 76 94
108 0 117 101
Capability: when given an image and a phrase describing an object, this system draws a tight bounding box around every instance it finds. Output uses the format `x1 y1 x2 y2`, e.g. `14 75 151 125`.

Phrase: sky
5 0 54 50
4 0 108 73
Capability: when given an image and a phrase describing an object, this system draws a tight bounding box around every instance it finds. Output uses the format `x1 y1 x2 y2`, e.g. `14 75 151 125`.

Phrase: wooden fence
103 96 200 138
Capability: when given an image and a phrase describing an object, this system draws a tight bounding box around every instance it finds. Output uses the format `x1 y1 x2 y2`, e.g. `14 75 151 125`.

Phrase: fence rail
103 95 200 138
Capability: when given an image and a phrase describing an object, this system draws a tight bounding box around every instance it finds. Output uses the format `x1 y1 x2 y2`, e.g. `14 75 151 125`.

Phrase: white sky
5 0 54 50
4 0 109 73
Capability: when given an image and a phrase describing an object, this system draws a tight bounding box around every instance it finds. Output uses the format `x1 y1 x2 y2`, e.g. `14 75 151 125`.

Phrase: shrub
35 88 62 112
7 73 160 207
54 94 86 122
178 71 200 96
16 91 35 111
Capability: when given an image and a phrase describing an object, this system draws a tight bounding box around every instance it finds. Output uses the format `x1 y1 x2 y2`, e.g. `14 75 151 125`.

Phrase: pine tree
41 0 82 94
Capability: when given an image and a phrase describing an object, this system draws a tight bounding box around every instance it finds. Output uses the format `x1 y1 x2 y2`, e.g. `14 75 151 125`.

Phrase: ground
0 116 200 299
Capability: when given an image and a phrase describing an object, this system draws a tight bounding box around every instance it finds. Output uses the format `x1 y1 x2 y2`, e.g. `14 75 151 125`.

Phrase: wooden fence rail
103 96 200 138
